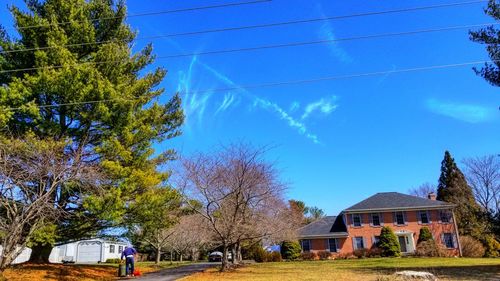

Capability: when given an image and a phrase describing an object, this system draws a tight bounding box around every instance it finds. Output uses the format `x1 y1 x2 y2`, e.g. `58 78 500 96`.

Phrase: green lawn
182 258 500 281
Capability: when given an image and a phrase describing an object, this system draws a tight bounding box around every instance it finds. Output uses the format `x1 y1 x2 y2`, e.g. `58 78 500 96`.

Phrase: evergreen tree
378 226 401 257
417 227 433 244
0 0 183 262
437 151 483 237
470 0 500 87
280 241 302 260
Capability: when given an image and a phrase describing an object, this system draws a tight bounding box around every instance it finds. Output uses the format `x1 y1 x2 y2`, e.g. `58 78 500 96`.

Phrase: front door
398 236 407 253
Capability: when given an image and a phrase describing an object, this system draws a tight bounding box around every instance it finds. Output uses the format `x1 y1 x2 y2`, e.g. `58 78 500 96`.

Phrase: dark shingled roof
298 216 337 237
330 214 347 233
344 192 453 212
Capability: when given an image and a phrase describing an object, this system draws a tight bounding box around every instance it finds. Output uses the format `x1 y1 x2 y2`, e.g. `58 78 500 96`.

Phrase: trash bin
118 263 127 277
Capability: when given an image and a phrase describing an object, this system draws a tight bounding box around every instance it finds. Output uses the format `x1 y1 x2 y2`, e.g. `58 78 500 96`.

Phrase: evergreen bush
378 226 401 257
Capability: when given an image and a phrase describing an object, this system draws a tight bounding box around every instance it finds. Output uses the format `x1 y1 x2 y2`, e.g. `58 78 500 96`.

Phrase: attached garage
77 241 102 263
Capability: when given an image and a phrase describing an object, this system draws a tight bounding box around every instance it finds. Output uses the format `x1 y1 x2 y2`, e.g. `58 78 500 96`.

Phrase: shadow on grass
352 265 500 280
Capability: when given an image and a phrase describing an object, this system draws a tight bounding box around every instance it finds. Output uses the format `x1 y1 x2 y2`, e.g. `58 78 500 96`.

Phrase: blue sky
1 0 499 215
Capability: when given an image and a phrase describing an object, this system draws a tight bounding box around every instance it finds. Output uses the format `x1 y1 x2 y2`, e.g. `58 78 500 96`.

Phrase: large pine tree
470 0 500 87
0 0 183 262
437 151 484 237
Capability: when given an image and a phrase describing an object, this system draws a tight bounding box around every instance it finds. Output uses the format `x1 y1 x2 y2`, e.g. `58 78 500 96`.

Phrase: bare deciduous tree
164 214 214 262
176 144 298 271
408 182 436 198
463 155 500 216
0 137 100 271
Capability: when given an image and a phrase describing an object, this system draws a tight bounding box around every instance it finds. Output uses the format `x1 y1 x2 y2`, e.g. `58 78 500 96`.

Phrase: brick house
298 192 461 256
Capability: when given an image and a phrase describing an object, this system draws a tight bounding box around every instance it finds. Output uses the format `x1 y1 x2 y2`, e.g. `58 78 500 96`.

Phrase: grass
181 258 500 281
1 261 190 281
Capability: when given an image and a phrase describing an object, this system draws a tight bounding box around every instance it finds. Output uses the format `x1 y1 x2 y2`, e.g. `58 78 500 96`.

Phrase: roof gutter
298 232 349 239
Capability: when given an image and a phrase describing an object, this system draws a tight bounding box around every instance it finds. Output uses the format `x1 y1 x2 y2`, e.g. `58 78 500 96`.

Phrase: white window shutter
380 213 384 225
417 211 421 224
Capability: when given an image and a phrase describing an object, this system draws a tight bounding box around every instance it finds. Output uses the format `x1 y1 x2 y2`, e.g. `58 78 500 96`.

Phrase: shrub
483 235 500 258
416 240 449 257
253 247 268 263
105 258 121 263
317 251 333 260
353 248 369 258
270 251 282 262
418 227 433 244
459 236 485 257
378 226 401 257
300 252 318 260
367 247 382 258
280 241 302 260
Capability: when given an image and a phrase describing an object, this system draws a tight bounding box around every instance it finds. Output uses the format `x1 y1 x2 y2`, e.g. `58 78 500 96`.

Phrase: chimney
427 192 437 201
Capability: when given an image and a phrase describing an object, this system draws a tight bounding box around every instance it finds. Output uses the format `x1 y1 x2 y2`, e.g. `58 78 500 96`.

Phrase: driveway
137 262 218 281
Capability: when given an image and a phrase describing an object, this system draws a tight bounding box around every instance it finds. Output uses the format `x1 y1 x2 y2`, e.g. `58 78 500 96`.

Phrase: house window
301 240 311 252
443 233 455 248
440 210 452 223
419 211 430 224
394 211 405 225
352 214 362 227
371 213 381 226
354 237 364 250
110 245 115 253
328 238 338 252
118 246 123 254
372 236 380 247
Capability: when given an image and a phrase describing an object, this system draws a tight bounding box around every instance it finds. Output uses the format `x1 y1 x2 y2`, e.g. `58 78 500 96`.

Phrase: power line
9 0 272 31
188 60 497 94
0 0 489 55
2 60 496 111
1 23 497 74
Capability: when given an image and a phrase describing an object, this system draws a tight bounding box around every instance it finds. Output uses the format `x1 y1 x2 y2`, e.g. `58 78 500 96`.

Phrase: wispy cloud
425 98 495 123
317 5 353 64
253 98 320 144
290 101 300 112
301 96 338 120
215 93 237 114
198 60 321 144
167 39 322 144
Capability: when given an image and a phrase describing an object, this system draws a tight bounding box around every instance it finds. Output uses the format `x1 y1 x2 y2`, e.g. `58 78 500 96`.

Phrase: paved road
137 262 218 281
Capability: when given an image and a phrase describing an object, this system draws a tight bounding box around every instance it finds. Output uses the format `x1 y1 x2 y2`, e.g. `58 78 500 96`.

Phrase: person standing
121 245 138 277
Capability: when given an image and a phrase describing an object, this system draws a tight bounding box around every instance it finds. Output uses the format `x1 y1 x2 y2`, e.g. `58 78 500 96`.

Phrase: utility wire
2 60 496 111
0 0 489 55
189 60 498 94
0 23 497 74
10 0 272 31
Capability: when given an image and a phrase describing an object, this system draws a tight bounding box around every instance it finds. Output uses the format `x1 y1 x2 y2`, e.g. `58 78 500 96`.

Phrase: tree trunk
28 244 53 263
179 252 183 262
155 248 161 264
221 244 229 272
170 250 173 264
230 246 236 265
236 242 242 263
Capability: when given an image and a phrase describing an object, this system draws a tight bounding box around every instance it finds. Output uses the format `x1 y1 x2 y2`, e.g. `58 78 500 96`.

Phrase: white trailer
49 239 128 264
